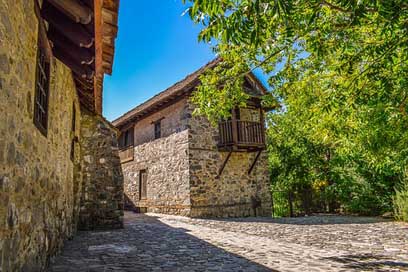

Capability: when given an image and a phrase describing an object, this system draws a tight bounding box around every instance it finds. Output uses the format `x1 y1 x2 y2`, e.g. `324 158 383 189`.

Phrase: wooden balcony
218 120 265 151
119 145 134 163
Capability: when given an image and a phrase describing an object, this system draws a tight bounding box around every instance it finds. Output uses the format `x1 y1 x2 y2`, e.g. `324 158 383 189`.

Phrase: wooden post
288 192 294 217
260 106 265 144
271 191 275 217
231 107 238 145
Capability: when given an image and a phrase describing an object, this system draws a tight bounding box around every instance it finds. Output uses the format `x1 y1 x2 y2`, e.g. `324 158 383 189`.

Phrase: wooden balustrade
218 120 265 150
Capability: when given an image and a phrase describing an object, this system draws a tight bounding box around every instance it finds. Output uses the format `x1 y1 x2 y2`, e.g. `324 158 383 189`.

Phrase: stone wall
122 130 191 215
78 110 124 230
188 102 272 218
0 1 125 270
132 97 189 146
0 0 80 270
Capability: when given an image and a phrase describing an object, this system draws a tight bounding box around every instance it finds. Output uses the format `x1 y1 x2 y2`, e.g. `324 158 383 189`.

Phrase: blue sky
103 0 215 121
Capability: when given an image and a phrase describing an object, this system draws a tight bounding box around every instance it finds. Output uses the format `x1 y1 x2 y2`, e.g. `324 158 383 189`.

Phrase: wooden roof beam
93 0 104 114
48 27 95 65
53 47 94 79
41 4 94 48
74 77 93 91
47 0 93 25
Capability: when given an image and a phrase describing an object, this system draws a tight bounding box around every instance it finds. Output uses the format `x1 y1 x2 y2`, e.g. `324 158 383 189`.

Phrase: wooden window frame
70 104 77 162
119 126 134 150
154 120 161 139
33 44 51 136
139 169 147 200
72 103 76 133
33 13 51 137
70 140 75 161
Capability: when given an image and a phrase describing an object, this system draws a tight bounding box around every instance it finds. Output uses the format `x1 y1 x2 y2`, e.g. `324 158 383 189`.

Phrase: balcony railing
218 120 265 150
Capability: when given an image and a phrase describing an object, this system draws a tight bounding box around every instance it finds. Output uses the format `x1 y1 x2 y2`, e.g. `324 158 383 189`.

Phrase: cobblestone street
48 212 408 272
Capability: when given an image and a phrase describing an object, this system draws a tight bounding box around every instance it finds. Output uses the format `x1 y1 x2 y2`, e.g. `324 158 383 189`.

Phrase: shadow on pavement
322 253 408 271
201 215 391 225
48 212 276 272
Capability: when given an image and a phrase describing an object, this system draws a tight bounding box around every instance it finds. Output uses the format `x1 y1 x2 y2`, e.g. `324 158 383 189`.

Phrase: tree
183 0 407 121
183 0 408 216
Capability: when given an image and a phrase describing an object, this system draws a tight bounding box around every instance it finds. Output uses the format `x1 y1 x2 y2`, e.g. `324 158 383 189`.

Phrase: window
33 29 51 136
70 104 76 161
139 169 147 200
70 140 75 161
154 120 161 139
119 127 134 149
72 103 76 132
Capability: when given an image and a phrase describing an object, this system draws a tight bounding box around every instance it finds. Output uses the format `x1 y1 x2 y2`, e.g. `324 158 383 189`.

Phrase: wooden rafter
48 27 95 65
48 0 93 24
74 77 93 91
53 46 94 79
41 3 94 48
39 0 119 115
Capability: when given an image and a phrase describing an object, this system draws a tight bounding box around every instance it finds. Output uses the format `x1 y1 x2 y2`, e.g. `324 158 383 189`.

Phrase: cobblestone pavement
48 212 408 272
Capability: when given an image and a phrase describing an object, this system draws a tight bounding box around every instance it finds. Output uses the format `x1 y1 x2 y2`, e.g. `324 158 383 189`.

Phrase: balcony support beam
260 106 265 143
217 150 233 178
248 150 262 175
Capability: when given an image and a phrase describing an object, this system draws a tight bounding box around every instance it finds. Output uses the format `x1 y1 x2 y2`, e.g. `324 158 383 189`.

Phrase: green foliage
271 191 292 217
191 53 250 124
393 180 408 221
267 105 400 215
183 0 408 216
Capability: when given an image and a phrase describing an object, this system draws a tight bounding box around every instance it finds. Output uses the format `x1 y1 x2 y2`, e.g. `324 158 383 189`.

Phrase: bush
393 182 408 222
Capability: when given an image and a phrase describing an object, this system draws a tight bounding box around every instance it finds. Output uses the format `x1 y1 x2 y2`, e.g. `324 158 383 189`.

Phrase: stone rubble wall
0 1 125 270
78 111 124 230
122 130 191 216
188 102 272 218
132 97 189 146
0 0 80 270
122 98 191 215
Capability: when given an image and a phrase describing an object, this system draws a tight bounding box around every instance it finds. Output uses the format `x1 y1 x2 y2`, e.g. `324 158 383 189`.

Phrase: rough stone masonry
0 1 123 271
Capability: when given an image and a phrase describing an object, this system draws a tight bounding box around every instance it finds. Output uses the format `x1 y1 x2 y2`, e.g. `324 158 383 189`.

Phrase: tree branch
321 1 352 13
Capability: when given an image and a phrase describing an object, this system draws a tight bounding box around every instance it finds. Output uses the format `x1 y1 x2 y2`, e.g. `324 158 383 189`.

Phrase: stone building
0 0 123 271
113 59 272 218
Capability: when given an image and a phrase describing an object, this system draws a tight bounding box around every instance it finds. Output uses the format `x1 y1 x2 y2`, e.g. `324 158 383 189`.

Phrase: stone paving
48 212 408 272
